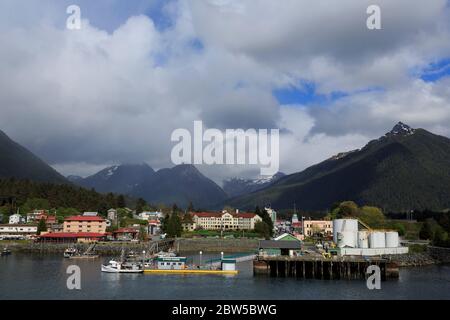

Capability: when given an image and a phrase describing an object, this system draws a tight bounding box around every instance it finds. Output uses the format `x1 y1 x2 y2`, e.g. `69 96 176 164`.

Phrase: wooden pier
254 256 399 280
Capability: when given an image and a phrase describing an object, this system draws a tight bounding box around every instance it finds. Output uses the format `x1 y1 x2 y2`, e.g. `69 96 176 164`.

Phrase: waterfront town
2 200 449 280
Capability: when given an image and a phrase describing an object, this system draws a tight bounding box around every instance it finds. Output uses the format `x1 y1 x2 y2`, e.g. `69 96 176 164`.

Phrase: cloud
0 0 449 184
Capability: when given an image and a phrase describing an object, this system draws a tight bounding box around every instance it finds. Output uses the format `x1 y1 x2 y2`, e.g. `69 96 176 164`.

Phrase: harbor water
1 253 449 300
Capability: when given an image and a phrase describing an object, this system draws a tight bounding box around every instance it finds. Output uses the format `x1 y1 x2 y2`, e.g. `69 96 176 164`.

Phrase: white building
26 210 48 222
190 210 262 231
0 224 37 239
9 214 24 225
83 212 99 217
107 209 117 221
138 211 162 220
265 207 277 224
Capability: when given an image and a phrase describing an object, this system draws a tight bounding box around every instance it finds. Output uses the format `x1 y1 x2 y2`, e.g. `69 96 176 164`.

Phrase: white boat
101 260 143 273
64 247 78 258
156 250 177 258
1 247 12 256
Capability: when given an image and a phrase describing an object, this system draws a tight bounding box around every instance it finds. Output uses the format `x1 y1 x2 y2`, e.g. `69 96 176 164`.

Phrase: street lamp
199 251 203 267
301 216 305 235
142 250 146 270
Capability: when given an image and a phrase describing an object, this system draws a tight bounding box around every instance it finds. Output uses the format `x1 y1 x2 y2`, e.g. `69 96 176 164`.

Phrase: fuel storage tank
385 231 399 248
357 231 369 248
369 232 386 248
334 219 358 248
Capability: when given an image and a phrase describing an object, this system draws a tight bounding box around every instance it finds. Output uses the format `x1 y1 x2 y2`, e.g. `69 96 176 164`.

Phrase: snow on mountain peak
388 122 415 136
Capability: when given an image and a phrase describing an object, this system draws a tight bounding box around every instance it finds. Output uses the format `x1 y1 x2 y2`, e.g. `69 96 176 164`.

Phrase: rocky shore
390 252 438 267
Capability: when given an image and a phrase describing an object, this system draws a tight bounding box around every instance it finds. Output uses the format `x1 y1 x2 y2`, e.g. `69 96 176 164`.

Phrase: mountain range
0 130 68 184
1 122 450 212
71 163 227 208
223 172 286 198
223 122 450 212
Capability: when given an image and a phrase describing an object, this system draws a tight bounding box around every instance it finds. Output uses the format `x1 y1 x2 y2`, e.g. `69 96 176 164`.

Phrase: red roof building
189 210 262 231
65 216 105 222
63 215 107 234
36 214 57 224
38 232 106 243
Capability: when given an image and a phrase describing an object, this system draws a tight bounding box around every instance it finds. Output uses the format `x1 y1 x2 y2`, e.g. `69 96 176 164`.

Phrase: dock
143 269 238 275
254 256 399 280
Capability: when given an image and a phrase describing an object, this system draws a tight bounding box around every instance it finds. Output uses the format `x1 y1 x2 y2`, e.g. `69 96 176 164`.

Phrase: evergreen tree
254 221 271 239
135 198 147 214
37 218 47 235
165 213 182 238
255 206 273 237
187 201 194 212
419 219 434 240
117 195 126 208
138 225 148 241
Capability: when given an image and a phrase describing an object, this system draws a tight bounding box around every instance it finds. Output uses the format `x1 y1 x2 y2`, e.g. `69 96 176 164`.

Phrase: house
36 214 57 225
190 210 262 231
138 211 163 221
107 209 117 221
147 220 161 235
9 214 24 224
26 209 48 222
0 224 37 240
63 216 107 234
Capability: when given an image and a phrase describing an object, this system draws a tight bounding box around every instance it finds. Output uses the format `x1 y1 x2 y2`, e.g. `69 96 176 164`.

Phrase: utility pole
301 215 305 236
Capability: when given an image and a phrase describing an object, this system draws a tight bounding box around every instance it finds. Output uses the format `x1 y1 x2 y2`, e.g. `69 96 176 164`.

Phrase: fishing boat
1 247 12 256
101 260 143 273
63 247 78 258
101 248 143 273
69 243 99 259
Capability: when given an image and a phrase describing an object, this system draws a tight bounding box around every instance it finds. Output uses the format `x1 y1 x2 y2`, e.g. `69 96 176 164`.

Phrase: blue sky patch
420 58 450 82
273 82 385 106
273 82 348 106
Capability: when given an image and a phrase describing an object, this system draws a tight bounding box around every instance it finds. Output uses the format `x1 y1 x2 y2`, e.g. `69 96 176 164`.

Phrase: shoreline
2 240 449 267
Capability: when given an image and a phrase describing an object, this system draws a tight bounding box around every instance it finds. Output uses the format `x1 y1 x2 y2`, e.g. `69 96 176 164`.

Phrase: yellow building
190 210 262 231
303 220 333 237
63 216 107 234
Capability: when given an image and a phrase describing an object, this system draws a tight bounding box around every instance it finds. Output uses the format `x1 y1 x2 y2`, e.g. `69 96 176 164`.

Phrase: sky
1 0 450 184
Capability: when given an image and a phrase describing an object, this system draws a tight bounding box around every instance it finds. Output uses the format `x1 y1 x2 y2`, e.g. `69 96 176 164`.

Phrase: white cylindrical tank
369 232 386 248
338 231 356 248
333 219 358 245
385 232 399 248
358 231 369 248
333 219 344 244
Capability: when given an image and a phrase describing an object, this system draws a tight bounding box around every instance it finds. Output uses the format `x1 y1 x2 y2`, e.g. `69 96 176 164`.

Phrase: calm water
1 253 450 300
